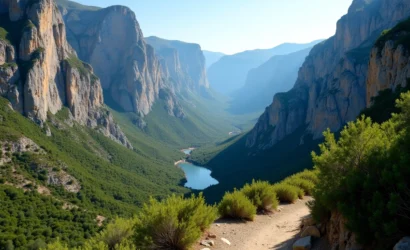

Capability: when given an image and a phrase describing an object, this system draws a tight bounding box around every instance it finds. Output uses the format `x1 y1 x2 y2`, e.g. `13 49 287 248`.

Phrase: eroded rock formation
0 0 132 148
248 0 410 149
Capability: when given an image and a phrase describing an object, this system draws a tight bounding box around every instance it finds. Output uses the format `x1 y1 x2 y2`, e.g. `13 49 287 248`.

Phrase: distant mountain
203 50 225 69
207 40 324 95
145 36 210 95
229 47 314 114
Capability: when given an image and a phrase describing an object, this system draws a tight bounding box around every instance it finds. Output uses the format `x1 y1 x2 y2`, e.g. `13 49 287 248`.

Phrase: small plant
218 189 256 221
272 183 300 203
240 180 278 212
133 194 217 250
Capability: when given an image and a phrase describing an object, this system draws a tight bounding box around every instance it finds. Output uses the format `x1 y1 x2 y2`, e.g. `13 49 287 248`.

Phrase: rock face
367 21 410 106
59 3 184 118
145 36 210 95
0 0 132 149
247 0 410 149
324 211 362 250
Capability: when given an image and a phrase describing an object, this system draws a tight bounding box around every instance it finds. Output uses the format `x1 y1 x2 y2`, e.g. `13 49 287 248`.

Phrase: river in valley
178 148 219 190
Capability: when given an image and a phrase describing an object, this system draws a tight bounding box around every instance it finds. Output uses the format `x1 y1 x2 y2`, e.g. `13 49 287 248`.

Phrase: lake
178 148 219 190
179 162 219 190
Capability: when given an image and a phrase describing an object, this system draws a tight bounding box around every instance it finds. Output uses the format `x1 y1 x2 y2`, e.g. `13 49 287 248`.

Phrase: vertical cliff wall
59 4 184 118
0 0 132 148
248 0 410 149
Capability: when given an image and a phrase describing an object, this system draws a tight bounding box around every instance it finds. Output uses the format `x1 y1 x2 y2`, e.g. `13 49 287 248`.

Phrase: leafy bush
218 190 256 221
240 180 278 212
272 183 300 203
292 170 319 184
96 218 135 249
311 92 410 249
133 194 217 250
283 177 315 195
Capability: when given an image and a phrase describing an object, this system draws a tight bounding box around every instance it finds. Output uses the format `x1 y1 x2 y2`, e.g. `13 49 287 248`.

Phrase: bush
219 190 256 221
96 218 134 249
272 183 300 203
293 170 319 184
133 194 217 250
240 180 278 212
284 177 315 195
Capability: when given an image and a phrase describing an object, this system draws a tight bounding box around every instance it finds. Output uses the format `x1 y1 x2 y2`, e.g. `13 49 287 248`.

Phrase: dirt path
195 197 315 250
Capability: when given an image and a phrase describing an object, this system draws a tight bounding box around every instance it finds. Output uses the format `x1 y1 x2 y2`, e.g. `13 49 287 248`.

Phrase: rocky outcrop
59 3 184 118
0 0 132 149
145 36 209 95
367 19 410 105
324 211 362 250
248 0 410 149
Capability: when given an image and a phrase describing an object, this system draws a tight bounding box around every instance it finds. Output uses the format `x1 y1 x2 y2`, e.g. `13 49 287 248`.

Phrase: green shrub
218 190 256 221
96 218 134 249
293 170 319 184
272 183 300 203
240 180 278 212
133 194 217 250
284 177 315 195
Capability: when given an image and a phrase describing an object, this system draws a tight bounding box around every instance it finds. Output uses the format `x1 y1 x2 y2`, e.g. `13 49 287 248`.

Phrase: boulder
301 215 315 228
301 226 321 238
200 240 214 247
208 233 217 239
394 237 410 250
293 236 312 250
221 238 231 246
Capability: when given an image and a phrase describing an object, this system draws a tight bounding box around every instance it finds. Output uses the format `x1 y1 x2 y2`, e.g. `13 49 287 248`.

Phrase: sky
74 0 353 55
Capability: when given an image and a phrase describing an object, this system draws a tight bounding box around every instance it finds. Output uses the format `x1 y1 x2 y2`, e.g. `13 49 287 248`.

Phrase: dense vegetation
0 97 191 248
310 92 410 249
0 186 99 250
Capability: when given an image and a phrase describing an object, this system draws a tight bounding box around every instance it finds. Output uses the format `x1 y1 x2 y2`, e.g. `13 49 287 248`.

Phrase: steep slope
367 17 410 104
229 47 315 114
0 0 131 148
203 50 225 69
145 36 210 95
207 40 323 95
58 2 183 118
248 0 410 149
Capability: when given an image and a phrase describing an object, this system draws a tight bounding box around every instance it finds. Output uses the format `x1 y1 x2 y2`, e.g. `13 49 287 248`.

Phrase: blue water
179 162 219 190
182 149 193 155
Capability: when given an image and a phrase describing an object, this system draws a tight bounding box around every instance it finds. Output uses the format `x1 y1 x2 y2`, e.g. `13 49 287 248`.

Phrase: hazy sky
74 0 353 55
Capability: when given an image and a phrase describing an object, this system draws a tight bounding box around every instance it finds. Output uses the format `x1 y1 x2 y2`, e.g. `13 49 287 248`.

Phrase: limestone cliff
145 36 210 95
0 0 132 149
248 0 410 149
59 3 184 118
367 18 410 105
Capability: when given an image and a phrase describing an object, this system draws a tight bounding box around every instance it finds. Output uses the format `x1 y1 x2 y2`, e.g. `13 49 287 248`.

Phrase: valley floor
195 197 329 250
